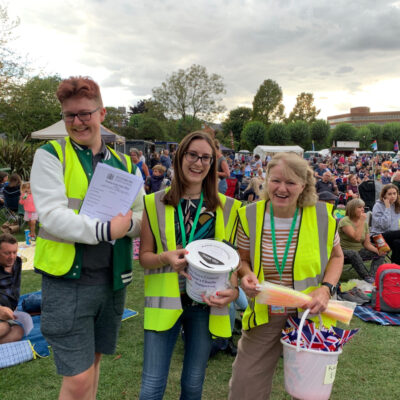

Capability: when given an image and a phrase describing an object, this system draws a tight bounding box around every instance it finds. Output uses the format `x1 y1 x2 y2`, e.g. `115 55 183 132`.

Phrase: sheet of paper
79 162 143 222
14 311 33 335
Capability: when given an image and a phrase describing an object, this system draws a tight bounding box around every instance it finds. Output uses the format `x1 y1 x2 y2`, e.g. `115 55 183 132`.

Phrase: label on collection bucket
324 363 338 385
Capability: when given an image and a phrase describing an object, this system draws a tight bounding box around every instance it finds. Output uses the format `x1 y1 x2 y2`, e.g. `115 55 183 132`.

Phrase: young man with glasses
31 76 144 400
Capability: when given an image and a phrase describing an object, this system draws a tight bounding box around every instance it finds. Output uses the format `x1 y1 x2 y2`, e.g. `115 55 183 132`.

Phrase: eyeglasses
184 151 213 165
61 107 100 123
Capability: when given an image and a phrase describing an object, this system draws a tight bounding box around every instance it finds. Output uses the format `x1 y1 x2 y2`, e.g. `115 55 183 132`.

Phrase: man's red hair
56 76 103 106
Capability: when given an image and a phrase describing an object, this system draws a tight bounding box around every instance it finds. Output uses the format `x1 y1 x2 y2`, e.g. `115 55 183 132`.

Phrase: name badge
270 305 286 315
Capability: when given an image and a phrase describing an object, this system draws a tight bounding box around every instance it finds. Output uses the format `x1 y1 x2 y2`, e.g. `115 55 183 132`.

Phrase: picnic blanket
0 291 138 369
354 305 400 325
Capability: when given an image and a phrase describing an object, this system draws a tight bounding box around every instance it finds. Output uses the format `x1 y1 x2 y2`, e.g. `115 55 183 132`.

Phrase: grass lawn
1 261 399 399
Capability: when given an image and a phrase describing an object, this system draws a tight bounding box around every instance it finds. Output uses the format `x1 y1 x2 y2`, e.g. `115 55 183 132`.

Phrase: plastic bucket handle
296 309 323 352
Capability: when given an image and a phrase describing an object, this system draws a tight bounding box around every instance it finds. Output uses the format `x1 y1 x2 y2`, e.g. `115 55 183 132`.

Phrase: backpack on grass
372 264 400 312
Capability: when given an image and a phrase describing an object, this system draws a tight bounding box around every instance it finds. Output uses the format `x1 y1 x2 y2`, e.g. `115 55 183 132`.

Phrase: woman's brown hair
163 131 221 211
379 184 400 213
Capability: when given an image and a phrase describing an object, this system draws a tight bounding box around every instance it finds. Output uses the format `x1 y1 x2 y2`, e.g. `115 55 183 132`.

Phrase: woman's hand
202 288 238 308
160 249 190 278
240 272 259 298
306 286 331 314
383 196 391 208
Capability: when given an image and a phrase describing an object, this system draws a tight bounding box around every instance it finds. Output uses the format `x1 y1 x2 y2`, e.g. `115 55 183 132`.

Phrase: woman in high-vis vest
229 153 344 400
139 131 242 400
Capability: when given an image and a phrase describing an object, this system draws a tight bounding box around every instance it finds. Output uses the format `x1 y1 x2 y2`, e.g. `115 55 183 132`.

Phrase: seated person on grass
338 199 386 282
0 233 24 343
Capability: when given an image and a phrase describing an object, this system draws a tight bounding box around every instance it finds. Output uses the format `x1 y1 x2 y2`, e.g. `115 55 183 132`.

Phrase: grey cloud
335 66 354 75
15 0 400 115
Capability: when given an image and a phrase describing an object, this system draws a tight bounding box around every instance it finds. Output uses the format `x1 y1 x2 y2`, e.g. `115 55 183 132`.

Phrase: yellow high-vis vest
238 200 337 329
34 137 134 290
143 190 241 338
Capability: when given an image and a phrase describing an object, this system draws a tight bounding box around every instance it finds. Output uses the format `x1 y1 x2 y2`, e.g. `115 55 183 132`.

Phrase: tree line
1 4 400 157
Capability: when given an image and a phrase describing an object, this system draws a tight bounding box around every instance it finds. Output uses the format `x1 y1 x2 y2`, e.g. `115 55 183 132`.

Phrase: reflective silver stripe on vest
210 306 229 316
222 197 234 226
246 203 258 271
145 296 182 310
38 227 73 244
116 151 128 170
68 197 82 210
144 265 174 275
58 138 67 173
154 190 169 251
294 202 329 292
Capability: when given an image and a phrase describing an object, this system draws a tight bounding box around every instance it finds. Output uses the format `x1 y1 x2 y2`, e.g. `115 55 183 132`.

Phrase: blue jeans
139 304 212 400
218 179 227 195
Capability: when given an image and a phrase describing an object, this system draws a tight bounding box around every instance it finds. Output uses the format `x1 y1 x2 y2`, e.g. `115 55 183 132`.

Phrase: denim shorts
41 276 126 376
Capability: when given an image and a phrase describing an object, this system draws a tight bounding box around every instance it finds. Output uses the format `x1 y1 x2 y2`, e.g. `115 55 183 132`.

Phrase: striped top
237 210 340 288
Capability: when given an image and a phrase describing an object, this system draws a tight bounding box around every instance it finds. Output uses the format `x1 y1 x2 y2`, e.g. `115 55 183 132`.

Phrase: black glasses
61 107 100 123
184 151 213 165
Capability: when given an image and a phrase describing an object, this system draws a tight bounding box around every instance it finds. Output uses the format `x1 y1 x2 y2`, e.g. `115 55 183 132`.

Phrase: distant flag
394 141 399 152
312 140 315 151
371 140 378 151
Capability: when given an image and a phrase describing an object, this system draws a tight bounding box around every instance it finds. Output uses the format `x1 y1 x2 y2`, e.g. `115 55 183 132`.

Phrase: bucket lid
185 239 239 274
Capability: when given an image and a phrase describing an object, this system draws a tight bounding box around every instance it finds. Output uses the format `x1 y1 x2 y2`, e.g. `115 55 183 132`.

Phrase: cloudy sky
6 0 400 120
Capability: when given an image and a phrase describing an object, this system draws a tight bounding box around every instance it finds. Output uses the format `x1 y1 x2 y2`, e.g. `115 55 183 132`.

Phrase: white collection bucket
185 239 239 303
280 309 342 400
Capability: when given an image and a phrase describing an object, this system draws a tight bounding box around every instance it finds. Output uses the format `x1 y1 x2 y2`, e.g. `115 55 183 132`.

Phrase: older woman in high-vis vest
139 131 242 400
229 153 344 400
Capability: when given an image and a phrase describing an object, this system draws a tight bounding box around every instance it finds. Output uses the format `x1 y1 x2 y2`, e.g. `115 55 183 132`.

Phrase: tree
128 114 166 140
267 123 290 145
356 126 373 150
242 121 267 150
331 123 357 142
103 107 127 130
0 75 61 139
128 98 166 120
0 5 24 96
382 122 400 143
288 92 320 123
222 106 252 143
252 79 285 125
287 121 310 149
310 119 330 149
175 116 202 141
152 64 226 120
366 123 383 141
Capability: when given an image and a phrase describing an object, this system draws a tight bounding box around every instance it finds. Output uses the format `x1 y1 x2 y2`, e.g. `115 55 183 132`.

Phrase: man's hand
0 306 15 320
110 210 133 240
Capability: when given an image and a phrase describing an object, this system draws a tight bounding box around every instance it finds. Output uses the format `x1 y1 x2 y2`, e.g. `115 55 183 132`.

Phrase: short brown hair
56 76 103 106
152 164 166 174
0 233 17 246
345 198 365 219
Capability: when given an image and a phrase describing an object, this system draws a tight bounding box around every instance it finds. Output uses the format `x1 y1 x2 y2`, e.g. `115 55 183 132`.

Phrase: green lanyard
177 192 204 248
270 202 299 282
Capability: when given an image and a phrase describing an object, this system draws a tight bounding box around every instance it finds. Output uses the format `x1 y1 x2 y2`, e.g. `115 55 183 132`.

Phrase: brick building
327 107 400 128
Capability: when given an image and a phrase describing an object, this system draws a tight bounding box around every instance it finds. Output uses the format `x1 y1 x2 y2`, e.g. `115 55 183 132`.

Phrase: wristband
158 252 164 265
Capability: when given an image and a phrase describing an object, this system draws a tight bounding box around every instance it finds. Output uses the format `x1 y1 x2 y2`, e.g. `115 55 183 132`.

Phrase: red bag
372 264 400 312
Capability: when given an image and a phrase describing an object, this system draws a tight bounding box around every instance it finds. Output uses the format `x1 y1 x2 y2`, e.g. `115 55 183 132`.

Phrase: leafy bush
0 139 41 180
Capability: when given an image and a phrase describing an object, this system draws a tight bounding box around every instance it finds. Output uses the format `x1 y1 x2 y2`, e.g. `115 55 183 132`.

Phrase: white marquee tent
253 145 304 159
31 120 126 150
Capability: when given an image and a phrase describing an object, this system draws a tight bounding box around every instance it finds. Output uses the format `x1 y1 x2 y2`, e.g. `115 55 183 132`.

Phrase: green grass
1 263 399 399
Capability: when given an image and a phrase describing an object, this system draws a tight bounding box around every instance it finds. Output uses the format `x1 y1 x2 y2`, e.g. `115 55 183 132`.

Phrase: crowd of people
2 75 400 399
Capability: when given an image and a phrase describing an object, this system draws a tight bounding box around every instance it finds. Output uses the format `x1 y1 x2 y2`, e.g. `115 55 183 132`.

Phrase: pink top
19 193 36 212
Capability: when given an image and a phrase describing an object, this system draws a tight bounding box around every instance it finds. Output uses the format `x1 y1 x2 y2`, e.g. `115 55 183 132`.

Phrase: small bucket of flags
280 309 359 400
